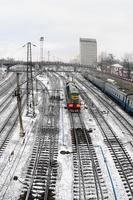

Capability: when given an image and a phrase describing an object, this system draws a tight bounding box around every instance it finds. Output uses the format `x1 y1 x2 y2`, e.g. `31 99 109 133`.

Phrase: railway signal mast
23 42 36 117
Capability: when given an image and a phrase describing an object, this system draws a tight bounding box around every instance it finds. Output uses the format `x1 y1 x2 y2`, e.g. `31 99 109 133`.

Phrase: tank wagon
66 82 81 111
84 73 133 115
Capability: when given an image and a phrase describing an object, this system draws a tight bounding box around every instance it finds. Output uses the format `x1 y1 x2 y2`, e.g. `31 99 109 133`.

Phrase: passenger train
84 73 133 115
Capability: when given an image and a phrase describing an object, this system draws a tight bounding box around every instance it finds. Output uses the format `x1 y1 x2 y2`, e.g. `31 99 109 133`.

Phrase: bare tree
122 53 133 79
98 52 117 71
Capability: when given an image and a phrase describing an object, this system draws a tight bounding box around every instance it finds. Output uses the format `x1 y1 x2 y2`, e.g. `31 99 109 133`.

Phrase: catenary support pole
16 73 25 137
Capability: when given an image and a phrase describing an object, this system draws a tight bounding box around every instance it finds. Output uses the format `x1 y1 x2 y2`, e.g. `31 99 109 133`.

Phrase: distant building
0 65 7 79
80 38 97 66
110 64 123 75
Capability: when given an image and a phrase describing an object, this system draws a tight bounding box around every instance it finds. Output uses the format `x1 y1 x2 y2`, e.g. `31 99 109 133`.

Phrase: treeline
98 52 133 79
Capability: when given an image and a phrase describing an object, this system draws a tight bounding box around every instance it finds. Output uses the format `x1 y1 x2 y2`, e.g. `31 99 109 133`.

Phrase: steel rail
76 77 133 136
0 96 27 198
70 112 87 200
44 90 59 200
79 87 133 198
78 113 105 200
24 91 51 200
23 77 59 200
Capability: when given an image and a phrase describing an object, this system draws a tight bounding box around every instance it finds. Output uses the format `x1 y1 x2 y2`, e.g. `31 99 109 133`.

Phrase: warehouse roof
111 64 123 69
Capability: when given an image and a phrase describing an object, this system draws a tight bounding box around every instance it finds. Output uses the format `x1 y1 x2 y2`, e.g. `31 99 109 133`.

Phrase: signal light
76 104 81 109
68 104 73 108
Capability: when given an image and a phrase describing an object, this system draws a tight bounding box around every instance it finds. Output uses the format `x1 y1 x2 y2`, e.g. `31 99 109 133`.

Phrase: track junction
0 69 132 200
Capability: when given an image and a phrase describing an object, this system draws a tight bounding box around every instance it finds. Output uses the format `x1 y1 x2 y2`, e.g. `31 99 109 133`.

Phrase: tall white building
80 38 97 65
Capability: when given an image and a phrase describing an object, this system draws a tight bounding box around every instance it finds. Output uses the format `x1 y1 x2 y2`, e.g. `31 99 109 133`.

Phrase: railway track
0 72 14 88
0 95 26 157
19 87 60 199
0 132 31 200
79 87 133 199
0 72 26 99
0 74 17 97
70 112 108 200
0 73 26 156
0 81 48 200
0 94 13 114
75 77 133 138
0 72 26 115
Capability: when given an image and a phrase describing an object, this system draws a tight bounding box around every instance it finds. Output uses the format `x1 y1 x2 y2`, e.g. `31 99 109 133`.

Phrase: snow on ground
0 74 51 199
0 72 13 84
0 98 16 125
0 72 133 199
82 107 129 200
55 73 133 200
7 109 40 199
0 106 39 199
0 94 12 105
37 73 51 91
56 78 73 200
75 77 133 151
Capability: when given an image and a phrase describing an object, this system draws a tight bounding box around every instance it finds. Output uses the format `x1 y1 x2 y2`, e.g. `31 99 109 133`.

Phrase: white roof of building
111 64 123 69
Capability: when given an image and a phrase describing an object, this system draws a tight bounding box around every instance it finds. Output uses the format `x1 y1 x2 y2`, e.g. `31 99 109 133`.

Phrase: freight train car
66 82 81 111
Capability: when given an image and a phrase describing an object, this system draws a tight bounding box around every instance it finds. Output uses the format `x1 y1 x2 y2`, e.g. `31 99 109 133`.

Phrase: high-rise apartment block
80 38 97 65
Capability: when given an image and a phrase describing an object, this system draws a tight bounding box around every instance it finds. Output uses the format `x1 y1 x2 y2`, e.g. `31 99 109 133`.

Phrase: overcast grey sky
0 0 133 61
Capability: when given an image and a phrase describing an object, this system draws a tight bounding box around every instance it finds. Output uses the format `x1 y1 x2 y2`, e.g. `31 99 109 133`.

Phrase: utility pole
23 42 36 117
40 36 44 62
36 78 38 106
48 51 50 61
16 73 25 137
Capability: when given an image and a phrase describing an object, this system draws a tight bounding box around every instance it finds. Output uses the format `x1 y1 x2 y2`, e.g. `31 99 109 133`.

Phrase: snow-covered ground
0 72 133 200
82 108 129 200
0 73 51 199
56 77 73 200
0 71 11 83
